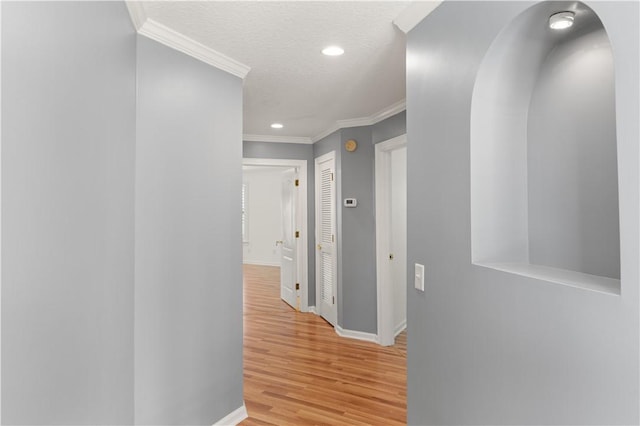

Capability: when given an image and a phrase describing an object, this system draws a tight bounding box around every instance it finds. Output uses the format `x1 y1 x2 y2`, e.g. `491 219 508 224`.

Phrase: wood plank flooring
241 264 407 426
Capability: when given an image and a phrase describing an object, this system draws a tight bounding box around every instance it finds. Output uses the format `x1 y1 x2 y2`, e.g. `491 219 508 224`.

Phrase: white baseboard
213 403 248 426
335 325 379 344
307 305 317 315
394 319 407 337
242 260 280 267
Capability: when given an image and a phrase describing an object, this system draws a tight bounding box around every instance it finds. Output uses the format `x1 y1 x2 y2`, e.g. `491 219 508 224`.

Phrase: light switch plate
415 263 425 291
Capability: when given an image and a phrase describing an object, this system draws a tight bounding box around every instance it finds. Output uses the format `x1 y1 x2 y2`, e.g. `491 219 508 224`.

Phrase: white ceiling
139 1 417 142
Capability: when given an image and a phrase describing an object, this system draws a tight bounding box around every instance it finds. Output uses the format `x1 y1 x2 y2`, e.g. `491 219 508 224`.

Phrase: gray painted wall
372 110 406 145
135 36 243 425
1 4 244 424
243 141 316 306
528 25 619 279
310 113 405 334
339 126 377 333
2 2 136 424
407 1 639 424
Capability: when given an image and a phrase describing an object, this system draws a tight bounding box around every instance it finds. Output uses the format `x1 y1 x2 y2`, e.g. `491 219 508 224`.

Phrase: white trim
307 306 317 315
393 1 443 34
242 260 280 267
311 99 406 143
212 403 248 426
0 2 3 422
335 325 379 344
243 134 313 145
377 134 407 151
394 319 407 338
371 99 407 124
135 18 250 79
242 158 309 313
125 1 146 31
336 117 374 129
314 151 338 327
375 134 407 346
311 123 341 144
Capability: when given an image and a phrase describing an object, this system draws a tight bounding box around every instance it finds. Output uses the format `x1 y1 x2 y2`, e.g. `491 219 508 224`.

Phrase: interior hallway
241 264 407 425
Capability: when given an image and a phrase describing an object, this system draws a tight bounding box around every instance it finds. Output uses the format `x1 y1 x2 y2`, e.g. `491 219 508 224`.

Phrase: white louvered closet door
315 152 337 326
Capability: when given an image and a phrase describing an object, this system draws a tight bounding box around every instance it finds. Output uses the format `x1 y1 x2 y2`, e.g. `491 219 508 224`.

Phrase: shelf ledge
474 262 620 296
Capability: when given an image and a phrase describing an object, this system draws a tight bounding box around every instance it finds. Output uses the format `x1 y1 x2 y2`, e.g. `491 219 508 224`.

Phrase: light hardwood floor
241 264 407 426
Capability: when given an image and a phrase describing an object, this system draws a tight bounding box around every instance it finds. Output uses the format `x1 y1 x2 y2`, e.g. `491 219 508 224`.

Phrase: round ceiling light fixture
322 46 344 56
270 123 284 129
549 11 575 30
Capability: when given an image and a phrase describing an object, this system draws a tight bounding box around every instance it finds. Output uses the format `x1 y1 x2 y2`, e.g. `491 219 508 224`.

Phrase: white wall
242 166 291 266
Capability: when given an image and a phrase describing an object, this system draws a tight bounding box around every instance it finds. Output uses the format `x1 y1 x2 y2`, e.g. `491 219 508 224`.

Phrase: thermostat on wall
344 198 357 208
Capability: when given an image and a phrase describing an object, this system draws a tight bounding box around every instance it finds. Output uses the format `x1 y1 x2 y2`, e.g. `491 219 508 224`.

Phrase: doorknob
317 244 322 250
275 240 284 246
389 253 394 260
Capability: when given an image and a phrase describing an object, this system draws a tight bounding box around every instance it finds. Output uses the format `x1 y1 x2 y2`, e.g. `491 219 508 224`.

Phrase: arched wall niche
470 1 620 294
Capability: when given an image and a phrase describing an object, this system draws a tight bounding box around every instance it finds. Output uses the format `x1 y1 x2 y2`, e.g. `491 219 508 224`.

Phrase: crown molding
246 99 406 143
125 2 250 79
311 123 341 144
243 134 313 145
337 116 374 128
371 99 407 123
125 1 146 31
393 1 443 33
311 99 406 143
139 19 250 79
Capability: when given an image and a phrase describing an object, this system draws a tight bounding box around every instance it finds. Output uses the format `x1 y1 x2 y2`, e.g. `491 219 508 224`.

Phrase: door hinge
296 283 300 290
295 231 300 238
332 296 335 305
295 179 299 187
331 234 334 243
330 172 334 181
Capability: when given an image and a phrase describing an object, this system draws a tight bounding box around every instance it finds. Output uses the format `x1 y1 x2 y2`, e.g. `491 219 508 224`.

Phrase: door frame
242 158 309 313
314 151 338 326
375 134 407 346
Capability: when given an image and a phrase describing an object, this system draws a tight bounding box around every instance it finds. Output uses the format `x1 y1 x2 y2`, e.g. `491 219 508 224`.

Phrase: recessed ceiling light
322 46 344 56
270 123 284 129
549 11 575 30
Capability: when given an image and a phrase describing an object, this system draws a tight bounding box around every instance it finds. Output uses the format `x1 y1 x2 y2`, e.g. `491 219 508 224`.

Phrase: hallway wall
1 3 244 425
135 36 243 425
311 112 406 335
406 1 639 424
1 3 136 423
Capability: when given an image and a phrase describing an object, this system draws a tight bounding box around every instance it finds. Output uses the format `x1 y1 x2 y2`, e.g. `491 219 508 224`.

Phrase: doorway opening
242 158 309 312
375 134 407 346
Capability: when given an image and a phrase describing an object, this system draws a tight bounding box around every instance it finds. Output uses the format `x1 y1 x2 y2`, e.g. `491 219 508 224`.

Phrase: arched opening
470 1 619 293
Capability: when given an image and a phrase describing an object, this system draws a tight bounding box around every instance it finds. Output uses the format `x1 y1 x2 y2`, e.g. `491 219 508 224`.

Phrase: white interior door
315 152 337 326
390 147 407 336
280 168 298 309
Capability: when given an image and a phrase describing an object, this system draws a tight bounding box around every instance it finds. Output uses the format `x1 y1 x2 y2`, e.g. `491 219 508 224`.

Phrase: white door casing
375 134 407 346
280 168 298 309
390 147 407 335
242 158 309 313
315 151 337 326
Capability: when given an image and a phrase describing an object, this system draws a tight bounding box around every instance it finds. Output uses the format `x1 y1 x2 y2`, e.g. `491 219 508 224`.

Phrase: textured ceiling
142 1 412 141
